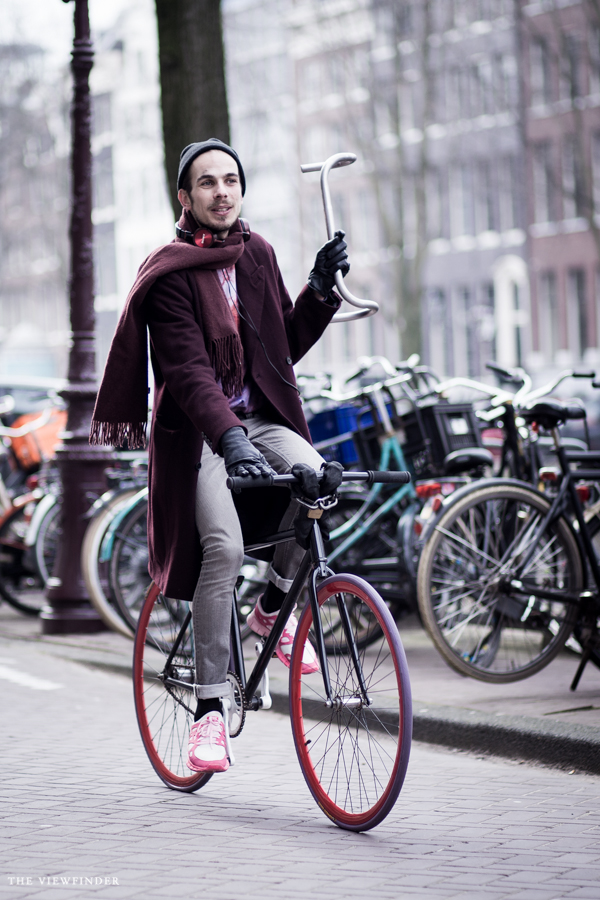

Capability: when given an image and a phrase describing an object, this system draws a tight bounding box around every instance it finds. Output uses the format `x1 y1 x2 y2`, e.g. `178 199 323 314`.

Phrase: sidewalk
2 604 599 774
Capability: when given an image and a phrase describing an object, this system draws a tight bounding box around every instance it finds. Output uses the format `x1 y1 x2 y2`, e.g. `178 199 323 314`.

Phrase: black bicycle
417 398 600 686
133 468 413 832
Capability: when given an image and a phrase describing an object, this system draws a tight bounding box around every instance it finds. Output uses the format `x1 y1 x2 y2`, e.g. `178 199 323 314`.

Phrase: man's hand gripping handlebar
226 468 412 493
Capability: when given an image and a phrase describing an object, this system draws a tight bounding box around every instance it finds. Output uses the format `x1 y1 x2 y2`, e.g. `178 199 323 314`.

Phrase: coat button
286 356 292 365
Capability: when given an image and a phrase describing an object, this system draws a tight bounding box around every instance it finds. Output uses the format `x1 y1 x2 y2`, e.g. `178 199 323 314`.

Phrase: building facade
0 42 70 378
224 0 533 381
522 0 600 373
90 0 173 370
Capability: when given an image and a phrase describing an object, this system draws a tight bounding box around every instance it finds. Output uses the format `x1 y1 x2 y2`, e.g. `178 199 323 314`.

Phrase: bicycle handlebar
521 368 596 406
301 152 379 323
226 469 411 493
0 407 54 438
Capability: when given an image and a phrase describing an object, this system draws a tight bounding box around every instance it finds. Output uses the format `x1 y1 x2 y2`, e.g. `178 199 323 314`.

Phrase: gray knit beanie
177 138 246 196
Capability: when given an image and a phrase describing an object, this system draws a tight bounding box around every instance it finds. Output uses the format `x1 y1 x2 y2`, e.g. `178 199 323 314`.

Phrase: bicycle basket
400 401 483 477
308 405 360 465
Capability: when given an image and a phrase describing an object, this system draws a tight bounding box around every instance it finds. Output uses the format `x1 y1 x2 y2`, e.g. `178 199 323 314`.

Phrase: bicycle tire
0 497 45 615
417 482 582 683
108 495 151 631
290 573 412 832
82 489 140 639
34 498 60 584
133 582 211 792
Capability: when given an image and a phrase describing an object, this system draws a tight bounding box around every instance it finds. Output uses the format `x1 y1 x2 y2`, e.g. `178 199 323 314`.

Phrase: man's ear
178 188 191 210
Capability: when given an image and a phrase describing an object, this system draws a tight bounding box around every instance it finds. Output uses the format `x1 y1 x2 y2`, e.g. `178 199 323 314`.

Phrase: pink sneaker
247 596 320 675
187 712 229 773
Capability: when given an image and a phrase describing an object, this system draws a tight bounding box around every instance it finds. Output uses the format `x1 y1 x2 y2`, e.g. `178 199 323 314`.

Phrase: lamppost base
42 441 113 636
40 602 107 635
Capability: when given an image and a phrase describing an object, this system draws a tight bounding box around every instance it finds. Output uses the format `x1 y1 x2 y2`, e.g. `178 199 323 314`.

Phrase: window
475 160 496 232
94 222 117 298
529 39 551 107
396 2 415 38
353 189 377 248
300 59 322 101
92 93 112 137
562 135 584 219
452 0 470 28
498 156 518 230
93 146 114 210
539 271 559 362
450 163 475 236
590 27 600 95
427 168 445 239
532 142 553 223
560 34 581 102
567 269 587 357
427 288 450 375
453 286 470 377
592 131 600 212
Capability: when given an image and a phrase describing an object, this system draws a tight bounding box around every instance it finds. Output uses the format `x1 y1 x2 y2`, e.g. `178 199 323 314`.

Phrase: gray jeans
192 416 324 697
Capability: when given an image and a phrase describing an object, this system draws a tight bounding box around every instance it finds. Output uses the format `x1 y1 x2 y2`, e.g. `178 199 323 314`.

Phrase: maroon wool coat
145 229 337 601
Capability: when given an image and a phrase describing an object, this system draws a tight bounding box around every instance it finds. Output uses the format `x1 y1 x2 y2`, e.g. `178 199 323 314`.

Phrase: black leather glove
307 230 350 299
220 427 276 479
291 461 344 549
291 463 320 501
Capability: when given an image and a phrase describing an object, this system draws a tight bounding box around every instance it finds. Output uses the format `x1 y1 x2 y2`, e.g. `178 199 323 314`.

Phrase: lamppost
40 0 112 634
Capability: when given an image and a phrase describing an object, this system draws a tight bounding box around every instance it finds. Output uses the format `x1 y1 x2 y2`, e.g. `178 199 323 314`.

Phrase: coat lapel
235 248 265 363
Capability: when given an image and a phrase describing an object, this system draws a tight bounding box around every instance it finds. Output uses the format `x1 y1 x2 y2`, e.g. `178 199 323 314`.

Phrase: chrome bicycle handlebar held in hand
301 152 379 323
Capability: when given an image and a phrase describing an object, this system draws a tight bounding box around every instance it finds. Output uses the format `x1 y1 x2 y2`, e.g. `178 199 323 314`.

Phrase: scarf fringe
211 333 245 398
89 419 147 450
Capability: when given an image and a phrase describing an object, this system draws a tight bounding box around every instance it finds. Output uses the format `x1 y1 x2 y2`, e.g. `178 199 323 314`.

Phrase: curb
57 653 600 776
269 689 600 776
411 702 600 775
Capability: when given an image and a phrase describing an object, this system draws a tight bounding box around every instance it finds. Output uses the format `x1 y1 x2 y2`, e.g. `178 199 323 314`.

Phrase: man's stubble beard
190 201 237 237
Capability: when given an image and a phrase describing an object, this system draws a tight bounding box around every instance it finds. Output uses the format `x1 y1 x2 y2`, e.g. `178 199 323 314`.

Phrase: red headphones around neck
175 217 251 247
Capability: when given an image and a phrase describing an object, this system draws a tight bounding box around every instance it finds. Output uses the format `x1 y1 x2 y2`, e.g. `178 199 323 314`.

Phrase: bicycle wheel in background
34 498 60 584
133 582 211 792
82 489 140 638
0 497 45 615
108 494 150 630
417 482 582 683
290 573 412 832
321 492 393 651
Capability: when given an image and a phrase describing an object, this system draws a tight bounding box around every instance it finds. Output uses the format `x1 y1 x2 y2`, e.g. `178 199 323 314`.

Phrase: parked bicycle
0 401 63 616
416 396 600 686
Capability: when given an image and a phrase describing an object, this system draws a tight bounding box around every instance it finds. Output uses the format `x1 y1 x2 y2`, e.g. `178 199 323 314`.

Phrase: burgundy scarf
89 211 246 449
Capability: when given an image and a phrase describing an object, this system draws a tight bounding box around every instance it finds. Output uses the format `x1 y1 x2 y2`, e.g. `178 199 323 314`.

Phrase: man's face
178 149 243 237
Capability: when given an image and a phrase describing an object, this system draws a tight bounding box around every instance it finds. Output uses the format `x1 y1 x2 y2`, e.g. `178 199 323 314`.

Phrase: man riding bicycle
90 138 349 773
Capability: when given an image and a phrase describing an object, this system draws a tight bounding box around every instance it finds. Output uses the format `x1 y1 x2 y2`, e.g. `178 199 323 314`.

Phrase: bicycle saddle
443 447 494 476
521 399 586 430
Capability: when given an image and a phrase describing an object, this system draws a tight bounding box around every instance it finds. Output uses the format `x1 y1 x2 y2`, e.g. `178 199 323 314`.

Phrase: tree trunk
155 0 230 217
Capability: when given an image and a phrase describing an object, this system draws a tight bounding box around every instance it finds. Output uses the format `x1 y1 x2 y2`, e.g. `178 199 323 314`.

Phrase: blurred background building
1 0 599 385
0 41 70 378
523 0 600 373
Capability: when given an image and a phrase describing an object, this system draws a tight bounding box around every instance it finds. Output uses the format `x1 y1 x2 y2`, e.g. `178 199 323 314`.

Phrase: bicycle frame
162 519 370 712
328 436 414 563
499 438 600 608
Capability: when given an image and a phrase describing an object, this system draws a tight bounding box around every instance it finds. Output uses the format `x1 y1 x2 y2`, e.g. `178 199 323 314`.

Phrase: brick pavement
1 634 600 900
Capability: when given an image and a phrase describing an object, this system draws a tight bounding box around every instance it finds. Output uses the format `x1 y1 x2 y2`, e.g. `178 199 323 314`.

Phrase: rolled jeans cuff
267 564 294 593
193 681 230 700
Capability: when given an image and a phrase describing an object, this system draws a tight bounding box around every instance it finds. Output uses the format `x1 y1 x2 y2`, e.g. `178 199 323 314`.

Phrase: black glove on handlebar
291 461 344 549
307 230 350 299
219 426 276 480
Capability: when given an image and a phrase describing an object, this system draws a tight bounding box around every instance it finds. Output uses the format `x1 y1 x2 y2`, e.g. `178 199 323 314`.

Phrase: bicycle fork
309 522 371 708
